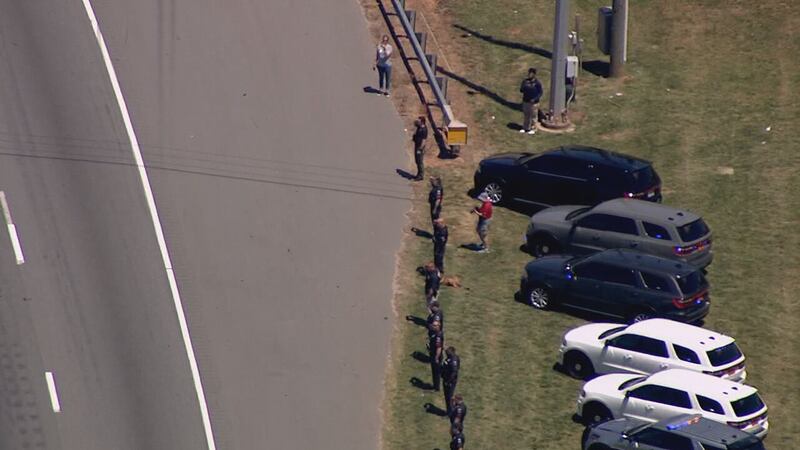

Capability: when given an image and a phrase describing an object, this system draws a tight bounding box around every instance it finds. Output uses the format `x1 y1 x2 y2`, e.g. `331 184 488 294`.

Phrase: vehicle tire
530 234 561 258
587 445 612 450
481 181 505 204
564 351 595 380
527 284 552 310
628 310 654 324
582 402 613 426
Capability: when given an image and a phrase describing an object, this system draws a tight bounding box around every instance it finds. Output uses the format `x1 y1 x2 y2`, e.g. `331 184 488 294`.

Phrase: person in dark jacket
428 176 443 224
428 321 444 391
442 346 460 413
450 394 467 426
432 218 448 274
449 421 465 450
519 68 543 134
412 116 429 181
423 261 441 304
427 301 444 331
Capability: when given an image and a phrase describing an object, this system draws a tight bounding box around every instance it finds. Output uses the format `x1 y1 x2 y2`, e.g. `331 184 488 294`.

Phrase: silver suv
525 198 712 268
582 414 766 450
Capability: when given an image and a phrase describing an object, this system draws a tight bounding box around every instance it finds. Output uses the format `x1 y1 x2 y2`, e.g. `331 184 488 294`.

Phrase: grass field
378 1 800 449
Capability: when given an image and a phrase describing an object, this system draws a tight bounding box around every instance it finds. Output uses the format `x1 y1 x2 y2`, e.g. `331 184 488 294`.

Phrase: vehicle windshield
626 166 658 191
707 342 743 367
677 218 710 242
730 437 766 450
566 206 593 220
619 376 647 390
675 271 707 295
730 393 765 417
598 326 628 340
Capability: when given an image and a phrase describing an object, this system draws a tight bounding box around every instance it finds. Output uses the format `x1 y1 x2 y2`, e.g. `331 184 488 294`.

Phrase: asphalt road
0 0 408 449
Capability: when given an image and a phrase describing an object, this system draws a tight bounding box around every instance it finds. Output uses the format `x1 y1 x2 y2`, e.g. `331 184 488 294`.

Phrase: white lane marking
78 2 217 449
45 371 62 413
0 191 25 265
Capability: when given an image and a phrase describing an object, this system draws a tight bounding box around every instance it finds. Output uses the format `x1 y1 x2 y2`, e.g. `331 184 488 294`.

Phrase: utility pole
543 0 571 129
609 0 628 78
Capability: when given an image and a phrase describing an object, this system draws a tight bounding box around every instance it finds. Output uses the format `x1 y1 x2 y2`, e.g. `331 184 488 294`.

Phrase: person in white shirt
374 35 393 96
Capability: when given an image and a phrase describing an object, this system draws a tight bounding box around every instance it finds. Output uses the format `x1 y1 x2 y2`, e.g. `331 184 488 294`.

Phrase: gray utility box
597 6 612 55
566 56 579 79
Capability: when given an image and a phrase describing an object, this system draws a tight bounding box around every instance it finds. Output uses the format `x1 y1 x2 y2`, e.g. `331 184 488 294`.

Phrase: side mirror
603 340 610 348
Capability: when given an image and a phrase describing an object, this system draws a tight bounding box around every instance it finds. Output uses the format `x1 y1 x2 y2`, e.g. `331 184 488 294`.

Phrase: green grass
381 1 800 449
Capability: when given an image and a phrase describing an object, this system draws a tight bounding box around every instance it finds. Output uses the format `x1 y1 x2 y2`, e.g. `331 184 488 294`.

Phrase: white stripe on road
45 371 61 413
78 2 217 449
0 191 25 265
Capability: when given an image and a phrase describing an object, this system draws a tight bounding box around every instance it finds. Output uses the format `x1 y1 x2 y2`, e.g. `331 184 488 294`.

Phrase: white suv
576 369 769 439
558 318 746 381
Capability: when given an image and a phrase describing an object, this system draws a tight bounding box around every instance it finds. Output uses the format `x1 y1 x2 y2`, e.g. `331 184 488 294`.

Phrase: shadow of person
410 376 434 390
405 315 428 327
396 168 419 180
412 351 431 364
423 402 449 417
363 86 384 94
410 227 433 239
459 243 483 252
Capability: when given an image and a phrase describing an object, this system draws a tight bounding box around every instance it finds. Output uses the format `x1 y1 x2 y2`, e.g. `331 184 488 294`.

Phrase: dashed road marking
0 191 25 265
45 371 61 413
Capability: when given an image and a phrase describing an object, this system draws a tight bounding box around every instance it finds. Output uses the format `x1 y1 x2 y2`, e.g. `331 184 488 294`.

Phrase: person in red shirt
472 192 493 252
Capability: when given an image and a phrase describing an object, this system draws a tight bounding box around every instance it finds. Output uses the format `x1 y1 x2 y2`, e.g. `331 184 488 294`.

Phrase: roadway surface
0 0 409 449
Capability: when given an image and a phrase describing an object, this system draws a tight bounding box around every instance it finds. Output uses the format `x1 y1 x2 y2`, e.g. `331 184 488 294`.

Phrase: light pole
542 0 571 129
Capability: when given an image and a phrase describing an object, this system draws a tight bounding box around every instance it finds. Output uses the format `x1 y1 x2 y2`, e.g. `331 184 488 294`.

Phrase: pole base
539 113 575 133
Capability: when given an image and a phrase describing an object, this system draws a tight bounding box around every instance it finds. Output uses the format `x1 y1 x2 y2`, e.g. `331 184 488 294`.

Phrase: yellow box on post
445 120 468 146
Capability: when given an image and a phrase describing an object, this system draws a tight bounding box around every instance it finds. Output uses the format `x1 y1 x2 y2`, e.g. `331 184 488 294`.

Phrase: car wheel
531 235 561 257
583 403 613 426
481 181 504 204
527 285 552 310
629 310 654 324
565 351 595 380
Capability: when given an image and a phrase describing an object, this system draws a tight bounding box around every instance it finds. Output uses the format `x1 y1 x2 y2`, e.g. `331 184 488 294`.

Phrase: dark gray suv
520 249 710 323
525 198 713 268
582 414 766 450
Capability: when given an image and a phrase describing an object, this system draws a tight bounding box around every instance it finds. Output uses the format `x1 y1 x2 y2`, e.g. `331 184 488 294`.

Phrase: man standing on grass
472 192 493 252
423 261 441 304
412 116 428 181
427 301 444 331
433 218 449 273
442 346 460 414
519 68 543 134
428 320 444 391
428 176 443 224
450 394 467 426
449 422 465 450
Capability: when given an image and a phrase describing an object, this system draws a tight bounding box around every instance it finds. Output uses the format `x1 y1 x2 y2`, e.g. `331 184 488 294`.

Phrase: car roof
543 145 651 170
590 249 698 276
645 369 758 399
589 198 701 227
657 414 757 442
627 319 735 352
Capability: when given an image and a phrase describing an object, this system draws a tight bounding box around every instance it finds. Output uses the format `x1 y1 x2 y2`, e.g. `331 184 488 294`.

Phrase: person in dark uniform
442 346 460 413
427 301 444 331
432 218 448 274
423 261 441 304
412 116 428 181
428 176 443 224
449 421 465 450
428 320 443 391
450 394 467 426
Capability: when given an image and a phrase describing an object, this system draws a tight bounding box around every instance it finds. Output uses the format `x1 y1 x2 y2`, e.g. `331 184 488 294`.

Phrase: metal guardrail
390 0 467 147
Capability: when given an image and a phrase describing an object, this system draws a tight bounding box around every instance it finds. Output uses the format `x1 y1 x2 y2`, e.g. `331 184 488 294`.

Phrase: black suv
582 414 766 450
519 249 709 323
473 145 661 205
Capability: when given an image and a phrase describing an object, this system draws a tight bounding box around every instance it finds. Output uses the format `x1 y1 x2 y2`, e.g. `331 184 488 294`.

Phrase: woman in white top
374 35 393 97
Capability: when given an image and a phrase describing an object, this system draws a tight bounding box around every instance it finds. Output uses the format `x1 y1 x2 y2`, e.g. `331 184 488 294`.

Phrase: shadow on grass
424 402 449 417
459 243 484 252
514 291 624 324
581 60 610 78
412 351 431 364
397 168 419 180
437 66 522 112
406 315 428 327
410 376 434 390
453 24 553 60
411 227 433 239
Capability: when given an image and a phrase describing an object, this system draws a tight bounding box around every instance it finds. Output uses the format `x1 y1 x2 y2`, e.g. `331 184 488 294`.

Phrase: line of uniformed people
423 177 466 450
